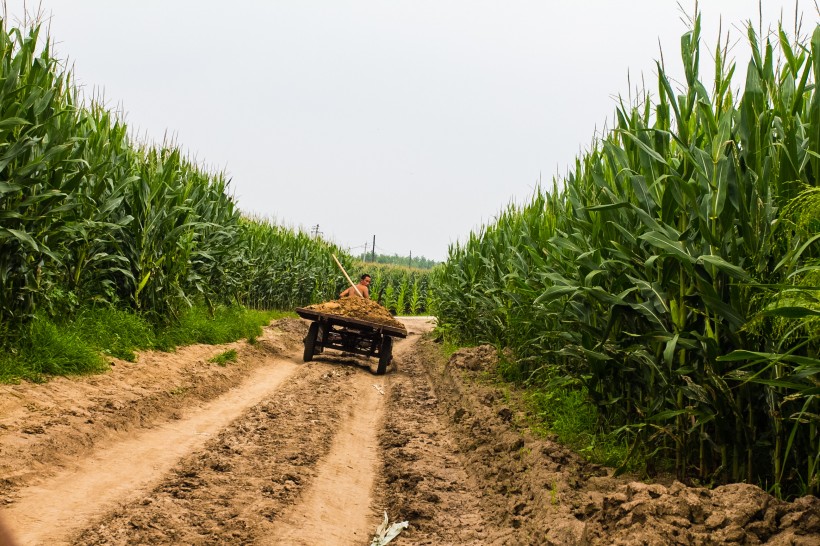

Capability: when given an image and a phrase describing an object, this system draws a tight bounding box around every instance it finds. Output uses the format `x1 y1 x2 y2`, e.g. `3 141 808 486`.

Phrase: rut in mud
0 317 818 545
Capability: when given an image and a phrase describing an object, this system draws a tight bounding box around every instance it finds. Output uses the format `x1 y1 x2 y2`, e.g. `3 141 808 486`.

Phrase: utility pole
409 251 412 267
364 242 368 261
371 235 376 263
310 224 321 238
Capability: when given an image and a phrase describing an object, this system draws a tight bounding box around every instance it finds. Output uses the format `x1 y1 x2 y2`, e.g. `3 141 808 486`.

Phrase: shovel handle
332 254 363 297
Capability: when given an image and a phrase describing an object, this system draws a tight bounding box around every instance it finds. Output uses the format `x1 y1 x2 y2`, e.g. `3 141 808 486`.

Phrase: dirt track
1 317 818 545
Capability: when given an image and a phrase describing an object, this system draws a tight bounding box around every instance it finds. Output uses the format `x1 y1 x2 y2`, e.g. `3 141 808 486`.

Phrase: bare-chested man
340 274 371 299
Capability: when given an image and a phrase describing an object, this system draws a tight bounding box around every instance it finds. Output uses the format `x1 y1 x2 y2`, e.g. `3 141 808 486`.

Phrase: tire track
375 326 492 545
263 365 388 545
6 355 301 545
3 318 437 545
72 358 368 545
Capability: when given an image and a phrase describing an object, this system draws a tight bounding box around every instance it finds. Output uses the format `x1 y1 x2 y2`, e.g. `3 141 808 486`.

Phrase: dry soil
0 317 818 545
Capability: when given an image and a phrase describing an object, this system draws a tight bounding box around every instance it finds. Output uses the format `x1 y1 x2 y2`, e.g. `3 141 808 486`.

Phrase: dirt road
1 317 818 545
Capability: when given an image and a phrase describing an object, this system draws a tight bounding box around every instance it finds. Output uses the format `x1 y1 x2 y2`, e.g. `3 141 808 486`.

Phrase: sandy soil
0 317 818 545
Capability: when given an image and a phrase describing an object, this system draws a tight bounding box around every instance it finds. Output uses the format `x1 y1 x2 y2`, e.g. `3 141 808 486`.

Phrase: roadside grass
0 315 108 383
71 307 155 361
428 323 464 359
155 305 285 349
209 349 238 366
0 305 287 384
523 385 634 469
498 350 637 470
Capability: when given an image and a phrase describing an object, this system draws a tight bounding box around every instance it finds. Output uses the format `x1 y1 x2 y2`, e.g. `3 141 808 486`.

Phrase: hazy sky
4 1 817 261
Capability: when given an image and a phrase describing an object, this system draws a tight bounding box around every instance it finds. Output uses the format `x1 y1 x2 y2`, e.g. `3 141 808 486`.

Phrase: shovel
332 254 363 297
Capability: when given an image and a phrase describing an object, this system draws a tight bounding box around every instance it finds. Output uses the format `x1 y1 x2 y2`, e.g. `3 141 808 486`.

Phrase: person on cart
339 274 371 299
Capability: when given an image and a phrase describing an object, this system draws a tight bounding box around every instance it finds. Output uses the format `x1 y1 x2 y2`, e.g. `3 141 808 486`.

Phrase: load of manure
304 297 407 334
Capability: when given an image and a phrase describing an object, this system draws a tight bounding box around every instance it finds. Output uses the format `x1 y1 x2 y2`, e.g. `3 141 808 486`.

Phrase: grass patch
70 307 155 361
209 349 238 366
0 315 109 383
156 305 281 349
496 351 636 470
0 304 286 384
0 351 27 383
524 385 633 469
428 322 468 359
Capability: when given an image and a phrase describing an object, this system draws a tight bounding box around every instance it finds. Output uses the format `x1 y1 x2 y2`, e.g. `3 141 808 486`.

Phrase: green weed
19 315 108 380
155 304 279 349
525 386 632 469
209 349 238 366
550 481 559 505
0 304 283 384
70 307 155 361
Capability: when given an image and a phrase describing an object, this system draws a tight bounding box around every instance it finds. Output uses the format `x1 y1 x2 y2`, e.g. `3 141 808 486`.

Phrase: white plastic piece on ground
373 384 385 395
370 511 409 546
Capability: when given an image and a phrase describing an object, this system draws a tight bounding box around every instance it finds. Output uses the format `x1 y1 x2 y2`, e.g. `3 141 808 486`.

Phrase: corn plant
367 263 431 314
433 15 820 496
0 17 359 338
409 275 423 314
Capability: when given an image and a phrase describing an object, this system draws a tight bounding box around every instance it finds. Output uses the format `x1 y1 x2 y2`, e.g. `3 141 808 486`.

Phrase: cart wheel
303 322 320 362
376 335 393 375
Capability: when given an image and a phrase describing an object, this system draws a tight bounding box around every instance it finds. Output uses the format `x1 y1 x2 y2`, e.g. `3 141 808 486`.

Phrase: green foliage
0 17 353 338
0 304 281 383
433 14 820 496
156 304 277 348
525 386 631 469
367 263 432 315
208 349 238 366
238 220 351 311
70 307 154 361
24 317 108 376
429 323 463 359
9 315 108 381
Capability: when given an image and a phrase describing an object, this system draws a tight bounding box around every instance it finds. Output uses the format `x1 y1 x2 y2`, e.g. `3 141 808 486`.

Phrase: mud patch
376 334 493 544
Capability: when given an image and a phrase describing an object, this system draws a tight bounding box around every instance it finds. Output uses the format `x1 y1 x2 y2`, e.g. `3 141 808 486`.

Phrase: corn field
367 264 433 315
434 18 820 496
0 20 352 333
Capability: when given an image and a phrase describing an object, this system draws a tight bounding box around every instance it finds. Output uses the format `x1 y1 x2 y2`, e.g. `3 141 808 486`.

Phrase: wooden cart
295 307 407 374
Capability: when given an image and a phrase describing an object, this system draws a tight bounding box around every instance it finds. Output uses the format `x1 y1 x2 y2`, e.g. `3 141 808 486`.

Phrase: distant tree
358 252 440 270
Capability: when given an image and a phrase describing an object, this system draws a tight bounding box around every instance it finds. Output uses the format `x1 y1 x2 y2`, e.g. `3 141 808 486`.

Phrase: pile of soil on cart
304 297 407 334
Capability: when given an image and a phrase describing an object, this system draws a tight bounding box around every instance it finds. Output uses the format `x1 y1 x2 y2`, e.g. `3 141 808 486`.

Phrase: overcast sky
4 1 817 261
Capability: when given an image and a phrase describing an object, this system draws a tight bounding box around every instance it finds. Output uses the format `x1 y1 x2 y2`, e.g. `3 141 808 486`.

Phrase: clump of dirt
303 298 406 334
376 329 496 544
448 344 499 371
583 480 820 544
399 334 820 545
